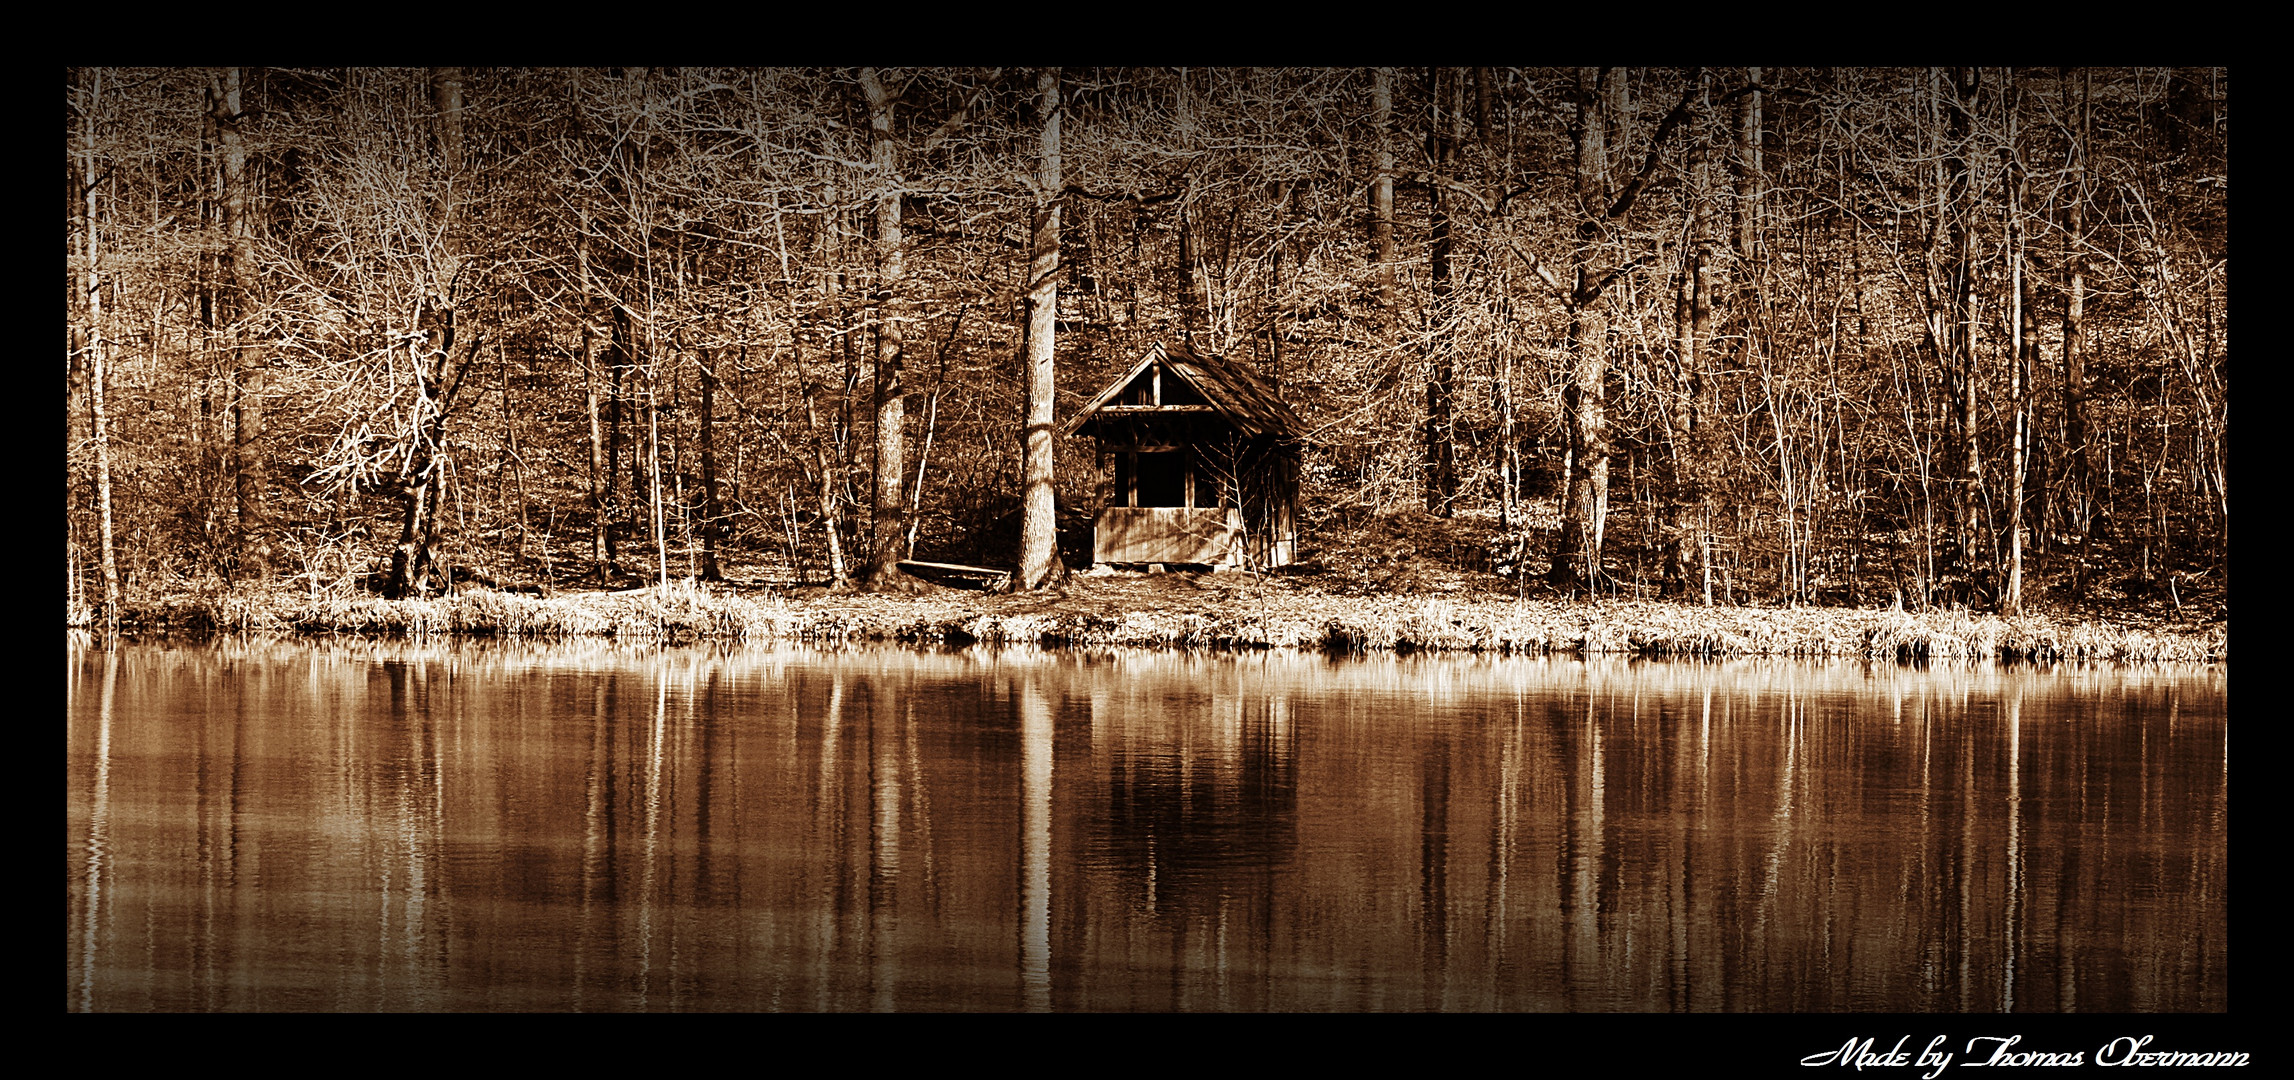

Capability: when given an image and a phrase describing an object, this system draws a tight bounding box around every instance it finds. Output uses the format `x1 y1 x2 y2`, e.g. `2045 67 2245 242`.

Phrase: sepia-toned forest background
64 68 2227 618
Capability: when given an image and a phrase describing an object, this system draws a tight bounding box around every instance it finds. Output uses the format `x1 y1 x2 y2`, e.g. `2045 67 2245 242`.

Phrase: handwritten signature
1802 1034 2249 1075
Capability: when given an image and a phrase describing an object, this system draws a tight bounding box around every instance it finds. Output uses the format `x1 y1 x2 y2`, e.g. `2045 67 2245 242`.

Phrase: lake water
65 638 2227 1012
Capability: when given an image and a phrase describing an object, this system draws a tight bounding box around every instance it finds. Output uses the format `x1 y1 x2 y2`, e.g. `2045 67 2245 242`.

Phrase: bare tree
860 68 920 591
1016 67 1066 591
1547 68 1621 592
71 69 121 630
293 69 490 599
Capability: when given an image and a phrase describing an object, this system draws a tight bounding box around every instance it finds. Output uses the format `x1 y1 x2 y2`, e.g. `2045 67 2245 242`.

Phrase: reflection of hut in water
1082 692 1299 922
1064 341 1303 570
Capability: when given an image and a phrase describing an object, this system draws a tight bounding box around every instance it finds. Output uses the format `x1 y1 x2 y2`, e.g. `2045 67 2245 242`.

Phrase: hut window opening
1193 466 1226 510
1134 450 1186 508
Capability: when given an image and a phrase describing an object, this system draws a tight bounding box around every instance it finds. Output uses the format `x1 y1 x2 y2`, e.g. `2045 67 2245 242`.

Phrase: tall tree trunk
2004 70 2030 614
1550 67 1617 592
609 309 636 582
389 476 432 599
215 67 268 581
1665 73 1716 599
648 380 668 592
1422 67 1459 517
387 67 471 597
1266 182 1290 384
798 326 853 591
195 86 228 559
1947 67 1983 605
1472 67 1494 144
816 169 857 591
699 348 723 582
1017 67 1066 591
93 422 120 623
2059 66 2092 596
77 69 120 630
578 203 617 584
1728 66 1765 598
1176 70 1216 342
1734 67 1763 275
860 69 916 591
1915 66 1983 607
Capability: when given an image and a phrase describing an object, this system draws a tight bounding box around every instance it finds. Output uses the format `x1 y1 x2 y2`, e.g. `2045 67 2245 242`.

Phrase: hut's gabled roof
1063 341 1304 440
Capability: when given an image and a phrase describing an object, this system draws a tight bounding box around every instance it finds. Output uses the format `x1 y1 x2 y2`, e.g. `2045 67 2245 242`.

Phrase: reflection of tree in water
1082 698 1299 923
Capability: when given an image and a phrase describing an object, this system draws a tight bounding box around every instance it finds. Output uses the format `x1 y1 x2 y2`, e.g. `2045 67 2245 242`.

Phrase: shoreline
82 573 2228 663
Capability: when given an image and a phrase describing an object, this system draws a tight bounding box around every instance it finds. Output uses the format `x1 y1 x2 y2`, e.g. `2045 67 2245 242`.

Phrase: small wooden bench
898 560 1012 591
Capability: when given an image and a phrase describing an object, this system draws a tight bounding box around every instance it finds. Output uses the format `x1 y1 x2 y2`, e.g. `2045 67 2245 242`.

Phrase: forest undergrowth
84 506 2226 663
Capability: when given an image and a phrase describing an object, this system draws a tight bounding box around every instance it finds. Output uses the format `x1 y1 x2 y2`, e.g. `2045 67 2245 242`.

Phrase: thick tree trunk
1550 67 1616 592
859 69 916 591
387 475 433 598
1017 67 1066 591
1552 307 1611 591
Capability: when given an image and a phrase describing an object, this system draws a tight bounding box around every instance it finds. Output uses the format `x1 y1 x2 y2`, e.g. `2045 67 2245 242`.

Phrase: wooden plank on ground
898 560 1011 590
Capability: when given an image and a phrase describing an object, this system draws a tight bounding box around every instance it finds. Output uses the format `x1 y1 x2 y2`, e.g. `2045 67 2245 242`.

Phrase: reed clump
281 582 804 641
1851 607 2222 663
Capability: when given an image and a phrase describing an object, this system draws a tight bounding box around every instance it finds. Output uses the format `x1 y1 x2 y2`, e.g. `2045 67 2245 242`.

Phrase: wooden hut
1064 341 1303 569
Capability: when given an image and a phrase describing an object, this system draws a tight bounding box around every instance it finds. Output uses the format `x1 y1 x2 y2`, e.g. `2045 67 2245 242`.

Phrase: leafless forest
64 68 2227 619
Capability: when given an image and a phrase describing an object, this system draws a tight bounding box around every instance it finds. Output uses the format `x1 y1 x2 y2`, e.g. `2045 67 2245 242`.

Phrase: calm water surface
65 638 2226 1012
